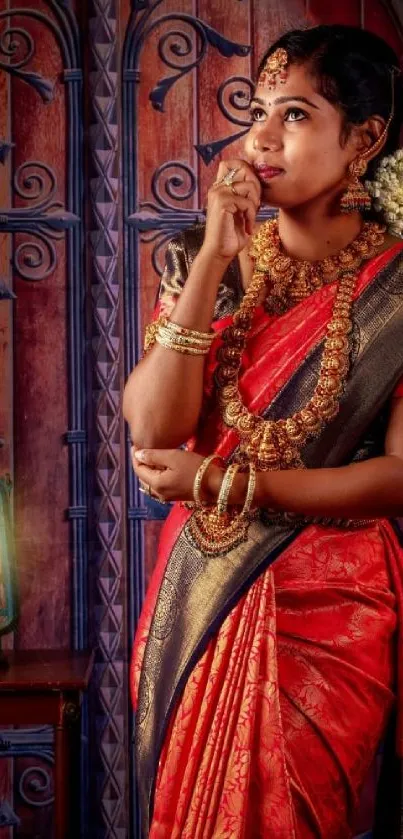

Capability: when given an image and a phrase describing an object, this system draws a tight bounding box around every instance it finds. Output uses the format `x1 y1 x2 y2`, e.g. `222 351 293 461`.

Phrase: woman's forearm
123 249 231 449
226 455 403 519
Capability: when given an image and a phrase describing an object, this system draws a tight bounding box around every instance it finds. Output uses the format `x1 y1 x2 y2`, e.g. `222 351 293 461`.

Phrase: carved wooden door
0 1 401 838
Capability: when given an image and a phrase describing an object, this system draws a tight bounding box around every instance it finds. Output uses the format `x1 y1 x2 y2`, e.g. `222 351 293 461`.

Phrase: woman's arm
226 396 403 519
131 398 403 519
123 159 261 450
123 248 231 450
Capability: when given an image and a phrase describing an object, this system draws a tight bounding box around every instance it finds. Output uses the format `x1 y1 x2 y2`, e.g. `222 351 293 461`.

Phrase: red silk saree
131 230 403 839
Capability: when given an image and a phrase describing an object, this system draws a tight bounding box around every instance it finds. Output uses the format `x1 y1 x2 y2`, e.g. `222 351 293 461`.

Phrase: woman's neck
277 205 363 262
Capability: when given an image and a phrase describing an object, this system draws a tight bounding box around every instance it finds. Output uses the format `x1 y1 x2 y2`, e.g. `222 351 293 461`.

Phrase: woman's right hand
201 159 262 263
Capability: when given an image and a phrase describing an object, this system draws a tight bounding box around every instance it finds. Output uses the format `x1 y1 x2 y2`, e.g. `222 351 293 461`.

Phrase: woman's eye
284 108 307 122
249 107 266 122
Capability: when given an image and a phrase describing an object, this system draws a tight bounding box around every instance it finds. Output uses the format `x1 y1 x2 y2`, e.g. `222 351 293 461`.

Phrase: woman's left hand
131 447 224 503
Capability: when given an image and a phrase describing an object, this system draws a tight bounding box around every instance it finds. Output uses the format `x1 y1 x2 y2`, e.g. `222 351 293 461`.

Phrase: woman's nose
252 127 282 152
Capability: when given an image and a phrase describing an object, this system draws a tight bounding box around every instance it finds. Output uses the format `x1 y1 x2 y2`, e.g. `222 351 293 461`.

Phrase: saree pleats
149 522 397 839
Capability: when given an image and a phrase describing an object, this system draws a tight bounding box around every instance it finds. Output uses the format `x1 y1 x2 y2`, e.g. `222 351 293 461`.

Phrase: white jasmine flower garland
366 149 403 237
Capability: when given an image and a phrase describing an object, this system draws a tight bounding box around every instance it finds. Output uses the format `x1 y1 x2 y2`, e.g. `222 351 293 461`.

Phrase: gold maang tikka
258 48 289 89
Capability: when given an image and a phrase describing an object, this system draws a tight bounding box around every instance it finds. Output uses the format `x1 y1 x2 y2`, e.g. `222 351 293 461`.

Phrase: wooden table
0 649 93 839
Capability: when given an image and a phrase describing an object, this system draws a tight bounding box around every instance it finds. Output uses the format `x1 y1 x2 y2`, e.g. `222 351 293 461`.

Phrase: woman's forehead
253 63 334 111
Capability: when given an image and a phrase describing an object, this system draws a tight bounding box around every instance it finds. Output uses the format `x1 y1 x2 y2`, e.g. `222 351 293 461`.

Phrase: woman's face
244 62 358 210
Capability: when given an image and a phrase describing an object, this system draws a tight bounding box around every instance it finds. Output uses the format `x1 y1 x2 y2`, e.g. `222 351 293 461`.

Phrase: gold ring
213 166 240 188
139 481 152 497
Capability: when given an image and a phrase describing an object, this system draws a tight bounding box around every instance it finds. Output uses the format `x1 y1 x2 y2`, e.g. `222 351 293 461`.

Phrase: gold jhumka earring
340 156 372 213
341 72 395 213
258 48 289 89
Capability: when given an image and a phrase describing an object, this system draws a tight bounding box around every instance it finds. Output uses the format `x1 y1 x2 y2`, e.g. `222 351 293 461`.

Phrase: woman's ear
354 115 387 158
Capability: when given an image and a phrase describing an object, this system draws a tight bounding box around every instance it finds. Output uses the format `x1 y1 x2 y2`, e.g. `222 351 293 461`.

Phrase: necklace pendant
187 507 254 556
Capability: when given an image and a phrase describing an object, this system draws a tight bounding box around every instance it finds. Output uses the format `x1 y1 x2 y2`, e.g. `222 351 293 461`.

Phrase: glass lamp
0 280 18 666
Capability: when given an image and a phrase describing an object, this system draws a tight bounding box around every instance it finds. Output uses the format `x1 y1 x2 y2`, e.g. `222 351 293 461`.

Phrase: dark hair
257 25 403 179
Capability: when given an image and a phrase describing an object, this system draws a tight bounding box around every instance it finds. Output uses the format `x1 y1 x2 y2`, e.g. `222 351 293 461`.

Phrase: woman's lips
255 166 284 182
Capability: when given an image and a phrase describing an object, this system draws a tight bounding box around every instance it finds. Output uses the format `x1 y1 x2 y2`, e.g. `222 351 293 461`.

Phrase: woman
124 24 403 839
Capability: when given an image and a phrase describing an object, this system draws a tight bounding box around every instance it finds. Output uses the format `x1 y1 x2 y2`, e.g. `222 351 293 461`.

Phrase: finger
214 160 243 181
133 448 172 468
213 160 260 189
225 195 258 227
134 462 162 490
231 181 261 209
215 192 256 213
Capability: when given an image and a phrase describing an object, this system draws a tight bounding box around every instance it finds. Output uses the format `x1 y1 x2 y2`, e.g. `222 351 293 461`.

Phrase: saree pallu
131 236 403 838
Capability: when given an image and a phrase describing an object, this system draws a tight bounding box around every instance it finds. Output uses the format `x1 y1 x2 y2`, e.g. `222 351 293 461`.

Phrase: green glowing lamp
0 473 18 667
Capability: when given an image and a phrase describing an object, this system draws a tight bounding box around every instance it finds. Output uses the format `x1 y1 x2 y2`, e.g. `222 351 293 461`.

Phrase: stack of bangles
192 453 257 519
144 316 214 356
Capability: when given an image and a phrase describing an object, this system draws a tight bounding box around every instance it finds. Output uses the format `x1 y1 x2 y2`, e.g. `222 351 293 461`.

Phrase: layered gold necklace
188 219 385 555
250 218 385 314
216 219 385 471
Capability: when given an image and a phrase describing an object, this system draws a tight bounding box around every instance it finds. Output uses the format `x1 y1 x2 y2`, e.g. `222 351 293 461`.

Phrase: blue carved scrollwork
146 15 250 112
196 75 254 164
1 161 80 282
0 16 54 101
0 800 19 827
128 161 205 275
0 728 54 811
0 280 16 300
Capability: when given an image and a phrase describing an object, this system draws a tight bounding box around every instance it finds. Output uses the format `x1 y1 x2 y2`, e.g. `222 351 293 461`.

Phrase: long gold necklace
216 219 385 471
188 219 385 556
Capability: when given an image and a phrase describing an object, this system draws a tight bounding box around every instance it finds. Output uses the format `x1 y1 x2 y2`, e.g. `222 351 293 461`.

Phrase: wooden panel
137 0 195 346
0 2 21 834
11 0 70 652
0 0 13 504
196 0 250 201
307 0 361 25
5 3 73 834
253 0 306 78
119 0 132 32
363 0 403 62
137 0 195 209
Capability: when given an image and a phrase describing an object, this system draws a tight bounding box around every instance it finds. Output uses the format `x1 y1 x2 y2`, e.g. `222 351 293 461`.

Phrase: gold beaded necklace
216 219 385 471
250 218 386 313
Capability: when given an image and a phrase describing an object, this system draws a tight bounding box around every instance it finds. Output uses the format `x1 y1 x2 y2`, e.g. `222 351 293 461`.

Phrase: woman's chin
259 185 290 209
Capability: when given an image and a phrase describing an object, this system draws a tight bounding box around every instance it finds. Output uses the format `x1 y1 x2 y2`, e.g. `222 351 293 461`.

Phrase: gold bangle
217 463 240 516
143 317 214 355
155 333 210 355
158 326 212 348
167 320 214 342
193 454 224 507
166 327 213 344
240 463 256 517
